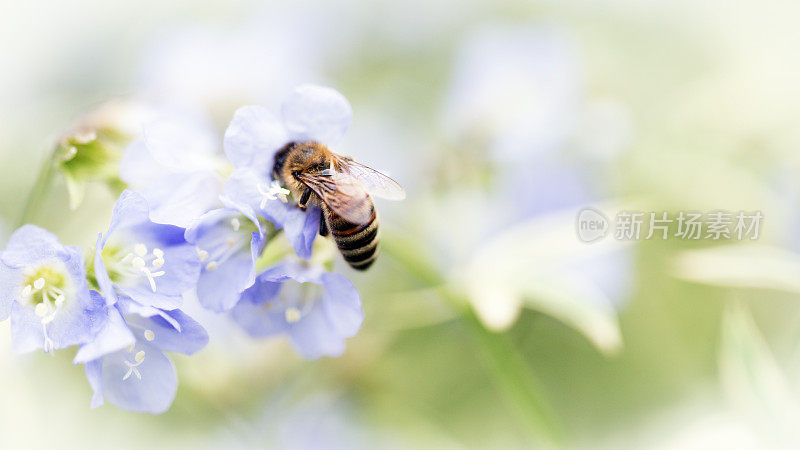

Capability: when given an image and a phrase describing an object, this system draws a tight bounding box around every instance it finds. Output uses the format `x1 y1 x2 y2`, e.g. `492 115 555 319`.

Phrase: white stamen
142 268 157 292
54 294 65 307
258 180 291 206
116 245 169 292
271 181 291 203
127 343 135 353
22 285 32 298
42 322 54 355
205 261 218 271
123 347 146 381
34 303 49 317
144 329 155 341
134 243 148 257
285 307 302 323
197 249 209 262
66 146 78 159
33 278 45 290
231 218 241 231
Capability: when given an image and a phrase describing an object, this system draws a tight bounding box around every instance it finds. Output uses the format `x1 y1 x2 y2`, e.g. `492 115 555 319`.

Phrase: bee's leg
319 216 329 237
298 188 312 211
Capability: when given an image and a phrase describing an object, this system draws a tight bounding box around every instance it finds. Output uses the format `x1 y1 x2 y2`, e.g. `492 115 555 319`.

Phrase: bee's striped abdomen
327 203 380 270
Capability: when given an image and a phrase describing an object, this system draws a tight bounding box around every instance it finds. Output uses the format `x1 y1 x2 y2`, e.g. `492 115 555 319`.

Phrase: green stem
381 231 564 446
18 147 57 227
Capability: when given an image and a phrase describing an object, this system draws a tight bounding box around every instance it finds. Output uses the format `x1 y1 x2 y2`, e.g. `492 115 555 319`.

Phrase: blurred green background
2 0 800 448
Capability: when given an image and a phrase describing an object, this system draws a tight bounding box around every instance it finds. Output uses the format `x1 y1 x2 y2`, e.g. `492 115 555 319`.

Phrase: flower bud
57 102 152 209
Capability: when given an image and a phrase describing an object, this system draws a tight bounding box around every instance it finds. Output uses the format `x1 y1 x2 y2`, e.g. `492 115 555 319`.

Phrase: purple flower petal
281 85 352 145
224 105 287 176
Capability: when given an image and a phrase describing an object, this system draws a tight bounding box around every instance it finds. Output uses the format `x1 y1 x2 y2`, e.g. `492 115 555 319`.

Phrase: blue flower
222 168 321 260
184 197 265 312
231 262 363 359
77 293 208 414
0 225 98 354
94 190 202 310
119 113 224 228
220 84 352 258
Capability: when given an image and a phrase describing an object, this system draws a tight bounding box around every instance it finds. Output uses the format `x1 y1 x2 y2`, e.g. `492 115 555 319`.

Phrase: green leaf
672 244 800 293
720 303 800 446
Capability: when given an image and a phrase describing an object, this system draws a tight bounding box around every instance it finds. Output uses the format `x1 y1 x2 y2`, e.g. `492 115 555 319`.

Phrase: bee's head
286 142 331 177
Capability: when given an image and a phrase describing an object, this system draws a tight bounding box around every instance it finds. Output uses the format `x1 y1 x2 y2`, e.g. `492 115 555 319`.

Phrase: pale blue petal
281 85 352 145
283 207 320 260
141 115 218 172
187 208 264 312
85 359 105 408
103 190 150 246
99 341 177 414
117 284 182 310
288 304 346 359
120 138 222 228
116 296 181 330
230 277 284 337
320 273 363 338
223 105 287 174
196 250 255 312
147 172 223 228
125 309 208 355
260 262 324 284
74 303 135 364
184 208 230 244
119 138 174 191
127 221 187 247
219 195 263 236
10 301 44 353
94 233 117 306
0 259 18 321
151 243 201 295
1 225 68 268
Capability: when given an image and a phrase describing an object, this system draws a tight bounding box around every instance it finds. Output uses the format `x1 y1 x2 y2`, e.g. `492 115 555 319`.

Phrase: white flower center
116 243 166 292
18 262 74 355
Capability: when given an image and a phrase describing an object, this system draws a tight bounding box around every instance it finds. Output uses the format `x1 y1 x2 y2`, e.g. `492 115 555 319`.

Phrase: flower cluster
0 85 365 413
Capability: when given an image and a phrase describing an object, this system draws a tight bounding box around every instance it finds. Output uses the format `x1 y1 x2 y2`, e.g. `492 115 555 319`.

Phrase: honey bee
273 142 406 270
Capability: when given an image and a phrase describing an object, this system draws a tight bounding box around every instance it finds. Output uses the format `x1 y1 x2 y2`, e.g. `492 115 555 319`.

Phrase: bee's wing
332 155 406 200
296 171 374 225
